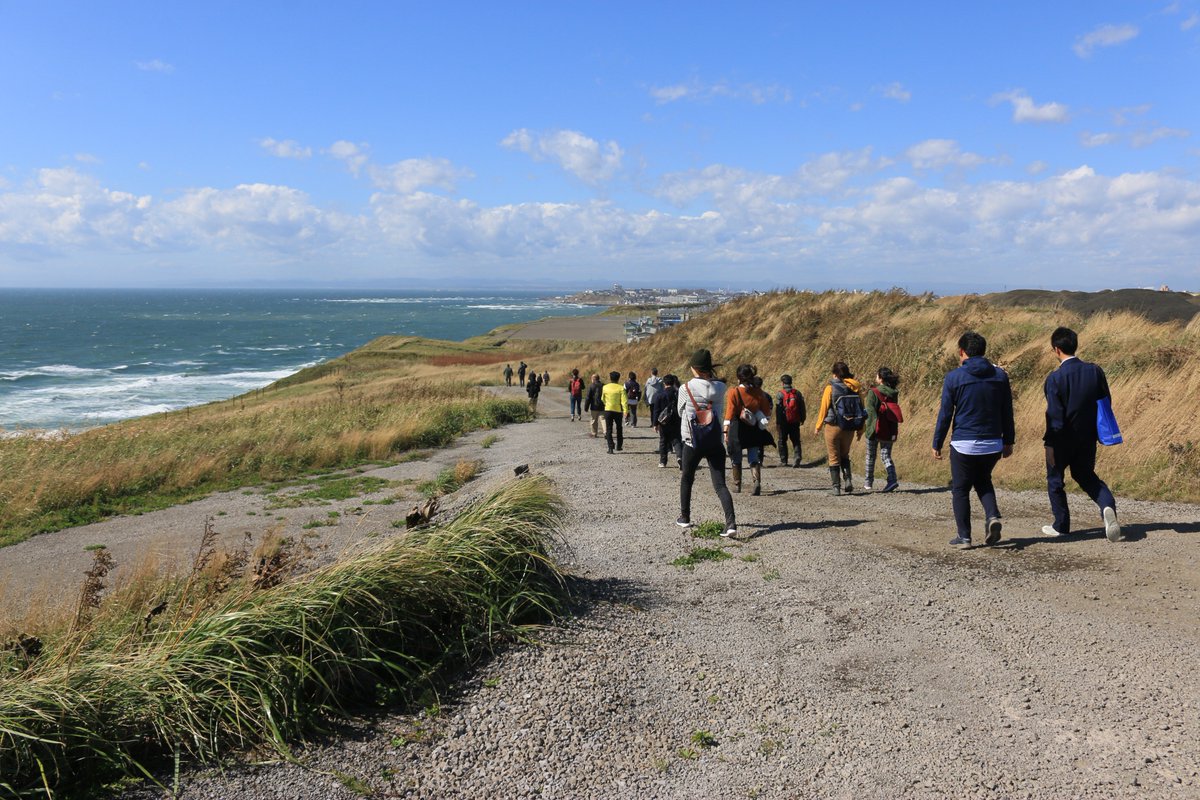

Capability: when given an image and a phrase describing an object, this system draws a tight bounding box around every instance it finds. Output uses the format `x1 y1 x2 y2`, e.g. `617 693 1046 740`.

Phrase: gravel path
10 387 1199 799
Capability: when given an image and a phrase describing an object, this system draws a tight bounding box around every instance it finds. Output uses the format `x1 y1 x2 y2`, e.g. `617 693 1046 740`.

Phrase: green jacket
864 384 899 440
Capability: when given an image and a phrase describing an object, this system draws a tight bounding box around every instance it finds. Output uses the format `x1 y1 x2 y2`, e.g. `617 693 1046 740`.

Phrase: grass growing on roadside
418 460 484 499
690 521 723 540
0 477 567 798
480 434 501 449
671 547 732 568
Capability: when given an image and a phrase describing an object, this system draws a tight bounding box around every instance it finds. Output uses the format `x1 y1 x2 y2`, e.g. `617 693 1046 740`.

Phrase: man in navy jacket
1042 326 1121 541
933 331 1015 548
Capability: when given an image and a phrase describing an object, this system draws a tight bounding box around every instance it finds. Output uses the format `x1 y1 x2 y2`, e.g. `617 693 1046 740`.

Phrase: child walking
863 367 903 492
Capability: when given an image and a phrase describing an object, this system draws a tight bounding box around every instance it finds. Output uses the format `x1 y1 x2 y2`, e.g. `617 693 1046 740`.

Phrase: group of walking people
543 324 1121 547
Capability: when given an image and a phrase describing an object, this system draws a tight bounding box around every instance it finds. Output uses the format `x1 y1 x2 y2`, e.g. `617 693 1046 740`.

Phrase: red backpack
569 377 584 397
872 388 904 440
780 388 802 424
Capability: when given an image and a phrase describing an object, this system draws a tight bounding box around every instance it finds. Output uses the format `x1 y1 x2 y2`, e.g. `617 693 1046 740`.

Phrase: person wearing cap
676 349 738 538
601 370 628 454
775 374 806 468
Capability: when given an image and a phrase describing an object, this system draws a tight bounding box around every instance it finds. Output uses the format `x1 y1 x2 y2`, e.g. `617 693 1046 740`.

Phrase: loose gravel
7 388 1199 799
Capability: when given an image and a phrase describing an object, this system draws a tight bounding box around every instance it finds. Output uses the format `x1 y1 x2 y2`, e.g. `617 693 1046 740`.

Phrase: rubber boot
829 466 842 496
731 464 742 493
751 464 762 496
841 463 853 494
882 465 899 493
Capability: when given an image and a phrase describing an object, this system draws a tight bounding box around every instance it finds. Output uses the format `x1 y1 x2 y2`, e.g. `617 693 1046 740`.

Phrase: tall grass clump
0 477 567 798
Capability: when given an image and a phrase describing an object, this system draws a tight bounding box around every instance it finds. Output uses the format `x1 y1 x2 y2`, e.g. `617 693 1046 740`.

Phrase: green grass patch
0 478 567 797
417 460 483 500
690 521 723 540
480 434 501 449
671 547 732 568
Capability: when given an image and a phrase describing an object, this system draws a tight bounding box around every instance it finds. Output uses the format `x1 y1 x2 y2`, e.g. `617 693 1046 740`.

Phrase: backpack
569 378 584 397
780 388 802 424
626 381 641 402
683 381 720 450
831 382 866 431
872 387 903 440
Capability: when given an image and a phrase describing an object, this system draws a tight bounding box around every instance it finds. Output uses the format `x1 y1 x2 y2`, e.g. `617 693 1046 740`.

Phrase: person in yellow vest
601 371 628 454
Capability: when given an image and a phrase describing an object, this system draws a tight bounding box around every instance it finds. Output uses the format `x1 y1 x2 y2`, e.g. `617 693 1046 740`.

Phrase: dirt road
9 386 1199 799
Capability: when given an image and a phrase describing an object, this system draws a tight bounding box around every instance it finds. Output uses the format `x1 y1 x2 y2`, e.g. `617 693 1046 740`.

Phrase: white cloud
328 140 370 176
135 59 175 73
905 139 986 170
368 158 472 194
74 153 102 164
992 90 1070 124
648 79 792 105
1131 127 1191 147
875 82 912 103
501 129 623 185
1113 104 1152 126
1026 161 1049 175
1073 23 1139 58
259 138 313 160
1183 12 1199 30
1081 131 1120 147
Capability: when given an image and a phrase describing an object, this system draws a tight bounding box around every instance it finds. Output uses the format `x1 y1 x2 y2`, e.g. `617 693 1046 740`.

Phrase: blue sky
2 1 1198 291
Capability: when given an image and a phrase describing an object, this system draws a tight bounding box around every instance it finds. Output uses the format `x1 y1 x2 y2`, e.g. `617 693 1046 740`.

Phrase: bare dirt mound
982 288 1200 325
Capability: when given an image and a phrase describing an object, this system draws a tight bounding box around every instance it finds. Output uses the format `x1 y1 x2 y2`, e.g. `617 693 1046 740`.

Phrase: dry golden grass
580 289 1200 502
0 339 544 546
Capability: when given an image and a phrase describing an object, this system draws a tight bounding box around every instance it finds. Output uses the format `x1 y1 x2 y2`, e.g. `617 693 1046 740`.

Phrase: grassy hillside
0 335 570 546
578 289 1200 503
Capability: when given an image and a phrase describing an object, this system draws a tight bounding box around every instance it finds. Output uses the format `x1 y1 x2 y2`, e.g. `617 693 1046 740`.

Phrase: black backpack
831 382 866 431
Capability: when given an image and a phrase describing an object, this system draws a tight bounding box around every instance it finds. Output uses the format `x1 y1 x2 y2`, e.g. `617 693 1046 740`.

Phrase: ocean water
0 289 595 431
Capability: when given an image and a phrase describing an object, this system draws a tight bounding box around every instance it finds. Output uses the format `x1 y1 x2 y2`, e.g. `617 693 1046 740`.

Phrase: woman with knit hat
676 348 738 538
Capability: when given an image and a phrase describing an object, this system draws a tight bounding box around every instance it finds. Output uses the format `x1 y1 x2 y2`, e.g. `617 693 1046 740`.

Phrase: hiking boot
828 467 842 496
751 465 762 496
1102 507 1122 542
841 464 853 493
676 517 694 529
985 517 1002 545
949 535 971 548
882 479 900 493
607 448 614 455
793 459 802 469
731 465 742 494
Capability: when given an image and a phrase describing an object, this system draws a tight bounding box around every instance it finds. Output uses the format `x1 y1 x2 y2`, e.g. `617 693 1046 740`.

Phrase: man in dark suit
1042 326 1122 541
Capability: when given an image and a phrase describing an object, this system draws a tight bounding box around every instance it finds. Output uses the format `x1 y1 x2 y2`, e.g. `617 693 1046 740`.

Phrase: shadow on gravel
564 574 657 612
1123 520 1200 537
996 525 1147 551
741 518 869 540
901 485 951 495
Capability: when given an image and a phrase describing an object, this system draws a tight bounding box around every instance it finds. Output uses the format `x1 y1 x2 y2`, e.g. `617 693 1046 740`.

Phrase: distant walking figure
526 371 541 412
1042 326 1122 542
932 331 1015 548
542 370 550 387
517 361 527 388
601 371 628 454
503 363 513 387
677 349 737 538
644 368 663 412
650 373 682 469
585 373 604 437
863 367 903 492
624 372 642 427
775 374 806 467
568 369 585 422
814 362 865 495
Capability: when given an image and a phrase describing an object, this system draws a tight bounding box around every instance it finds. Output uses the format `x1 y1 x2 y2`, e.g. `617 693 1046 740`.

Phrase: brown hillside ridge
982 288 1200 325
579 288 1200 503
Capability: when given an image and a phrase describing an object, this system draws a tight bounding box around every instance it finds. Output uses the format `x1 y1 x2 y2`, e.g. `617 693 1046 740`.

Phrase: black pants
1047 440 1115 534
627 404 638 427
777 421 801 463
604 411 624 451
680 443 736 527
658 425 682 466
949 447 1001 536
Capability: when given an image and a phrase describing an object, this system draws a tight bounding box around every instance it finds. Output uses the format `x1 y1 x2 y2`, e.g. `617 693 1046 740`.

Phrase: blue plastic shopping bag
1096 397 1123 446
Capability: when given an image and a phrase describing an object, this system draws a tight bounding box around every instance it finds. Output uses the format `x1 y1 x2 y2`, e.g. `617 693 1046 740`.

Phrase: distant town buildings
547 284 753 343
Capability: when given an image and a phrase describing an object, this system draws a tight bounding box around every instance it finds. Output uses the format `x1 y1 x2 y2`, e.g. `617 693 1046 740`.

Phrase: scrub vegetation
585 289 1200 503
0 478 567 798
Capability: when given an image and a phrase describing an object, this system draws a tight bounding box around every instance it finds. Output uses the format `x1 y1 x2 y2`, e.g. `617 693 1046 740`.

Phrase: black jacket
1043 357 1109 449
584 381 603 411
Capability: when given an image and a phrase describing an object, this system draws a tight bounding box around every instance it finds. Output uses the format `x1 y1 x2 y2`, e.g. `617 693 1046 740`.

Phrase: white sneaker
721 526 738 539
1042 525 1065 537
1102 507 1122 542
862 483 873 492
